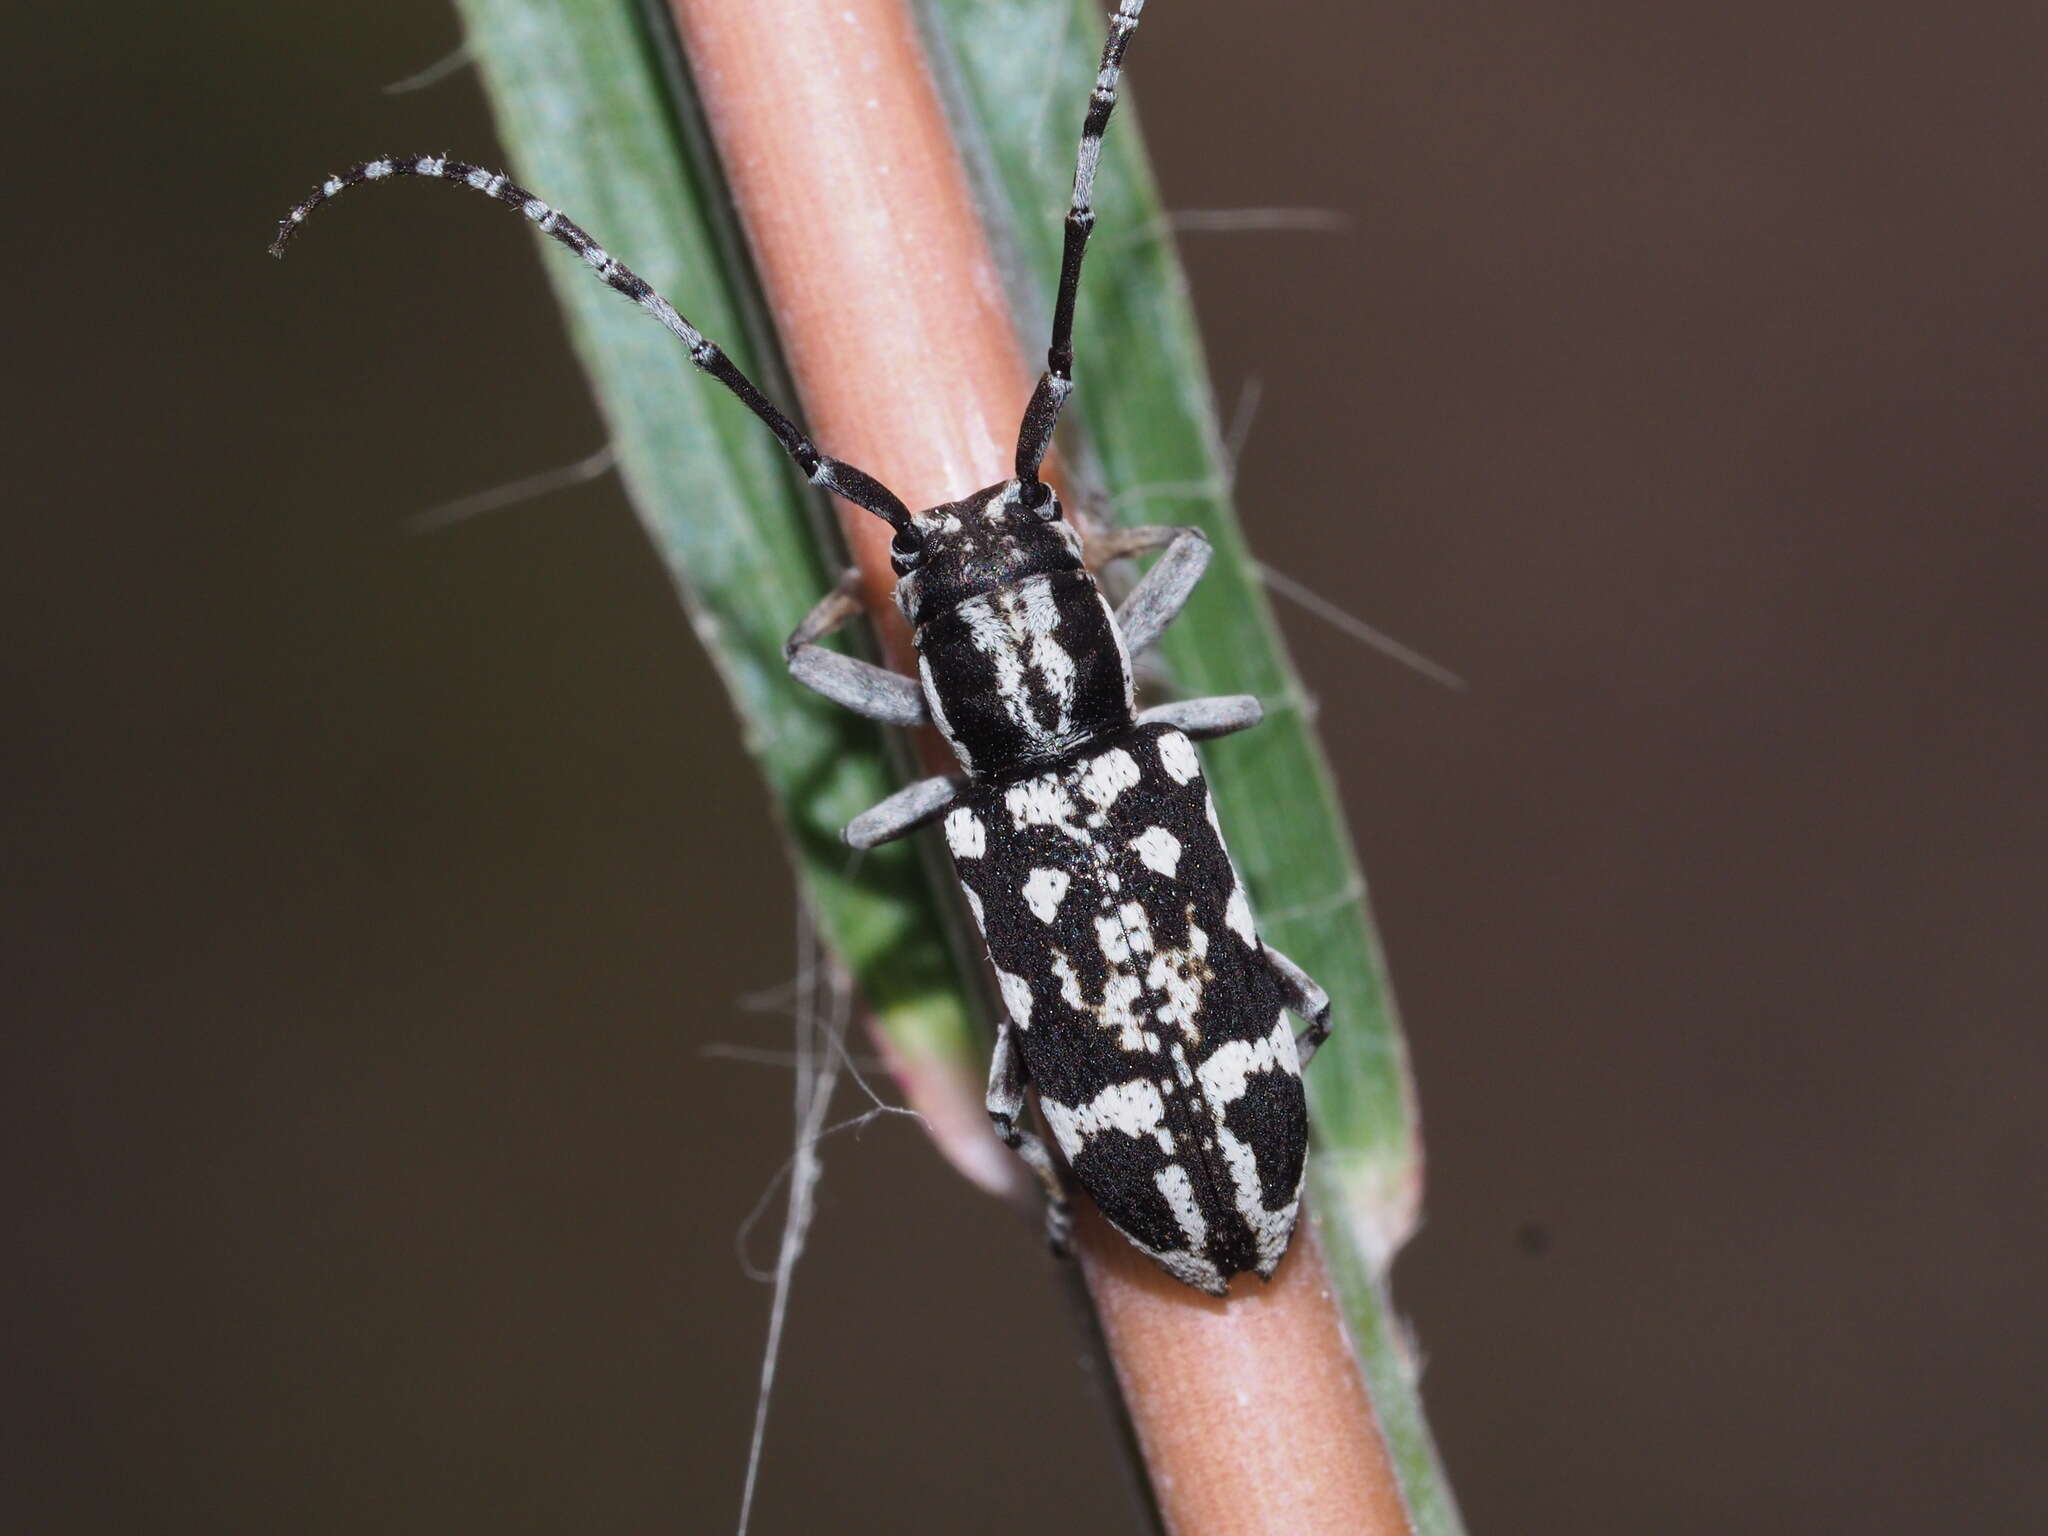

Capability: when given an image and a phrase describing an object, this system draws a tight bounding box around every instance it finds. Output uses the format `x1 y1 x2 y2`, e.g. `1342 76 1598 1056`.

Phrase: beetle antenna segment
1015 0 1148 486
270 156 915 534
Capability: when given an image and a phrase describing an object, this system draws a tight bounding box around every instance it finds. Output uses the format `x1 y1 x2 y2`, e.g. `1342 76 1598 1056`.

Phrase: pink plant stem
666 1 1413 1529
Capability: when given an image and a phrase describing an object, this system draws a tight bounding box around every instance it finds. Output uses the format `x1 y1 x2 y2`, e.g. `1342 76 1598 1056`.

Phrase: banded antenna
269 154 917 539
1013 0 1147 491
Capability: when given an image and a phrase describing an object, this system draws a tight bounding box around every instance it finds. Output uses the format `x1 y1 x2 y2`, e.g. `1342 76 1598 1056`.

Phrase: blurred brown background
5 1 2042 1531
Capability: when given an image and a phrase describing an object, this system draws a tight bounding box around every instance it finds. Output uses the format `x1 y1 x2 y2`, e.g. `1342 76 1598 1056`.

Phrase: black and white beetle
272 0 1331 1294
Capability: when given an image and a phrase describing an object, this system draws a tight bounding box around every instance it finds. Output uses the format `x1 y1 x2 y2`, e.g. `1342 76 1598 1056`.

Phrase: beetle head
891 480 1084 627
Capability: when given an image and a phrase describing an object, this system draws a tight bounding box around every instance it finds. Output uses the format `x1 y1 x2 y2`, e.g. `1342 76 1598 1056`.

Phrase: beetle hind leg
1264 944 1333 1068
986 1019 1073 1256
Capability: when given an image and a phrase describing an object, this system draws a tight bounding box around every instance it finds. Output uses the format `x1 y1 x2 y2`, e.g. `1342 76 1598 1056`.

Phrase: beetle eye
890 526 924 569
1018 481 1059 521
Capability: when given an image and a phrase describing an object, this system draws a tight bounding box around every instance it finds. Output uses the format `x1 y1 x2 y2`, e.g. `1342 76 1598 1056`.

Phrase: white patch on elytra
1117 901 1153 954
1004 777 1088 841
1154 1163 1209 1249
1196 1032 1305 1270
961 885 985 932
1268 1011 1303 1077
1039 1079 1173 1160
1158 729 1200 785
1225 883 1257 944
996 969 1034 1029
1021 867 1071 924
1131 825 1181 878
944 807 986 860
1051 951 1147 1051
1095 912 1131 966
1197 1031 1296 1110
1078 748 1141 811
1147 946 1208 1044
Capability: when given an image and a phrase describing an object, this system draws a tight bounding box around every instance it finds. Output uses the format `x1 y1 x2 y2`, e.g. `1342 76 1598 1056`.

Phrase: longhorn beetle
271 0 1331 1294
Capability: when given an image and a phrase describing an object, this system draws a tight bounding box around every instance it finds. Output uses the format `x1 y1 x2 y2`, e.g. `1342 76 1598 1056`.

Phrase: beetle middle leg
1138 694 1262 740
1096 524 1212 656
843 773 966 850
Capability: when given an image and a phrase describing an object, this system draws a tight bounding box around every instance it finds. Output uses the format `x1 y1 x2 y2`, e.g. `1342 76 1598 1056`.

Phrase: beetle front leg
784 568 928 727
1100 525 1212 656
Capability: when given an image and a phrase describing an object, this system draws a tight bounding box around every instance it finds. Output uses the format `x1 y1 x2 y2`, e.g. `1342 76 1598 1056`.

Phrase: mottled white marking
1147 948 1207 1044
944 807 985 860
290 208 305 223
996 969 1034 1029
1117 901 1154 955
364 160 392 179
960 594 1030 730
1154 1163 1208 1249
1004 776 1087 841
322 177 343 196
1225 883 1256 944
465 167 492 190
1078 747 1141 811
1268 1012 1303 1078
523 198 549 221
1197 1031 1305 1269
582 243 611 270
1039 1079 1173 1160
959 576 1083 752
961 885 985 932
1169 1042 1195 1088
415 157 443 175
1051 952 1147 1050
1052 951 1086 1010
1131 825 1181 878
1158 729 1200 784
1199 1029 1296 1106
1095 911 1131 965
1016 576 1077 729
1021 867 1071 924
